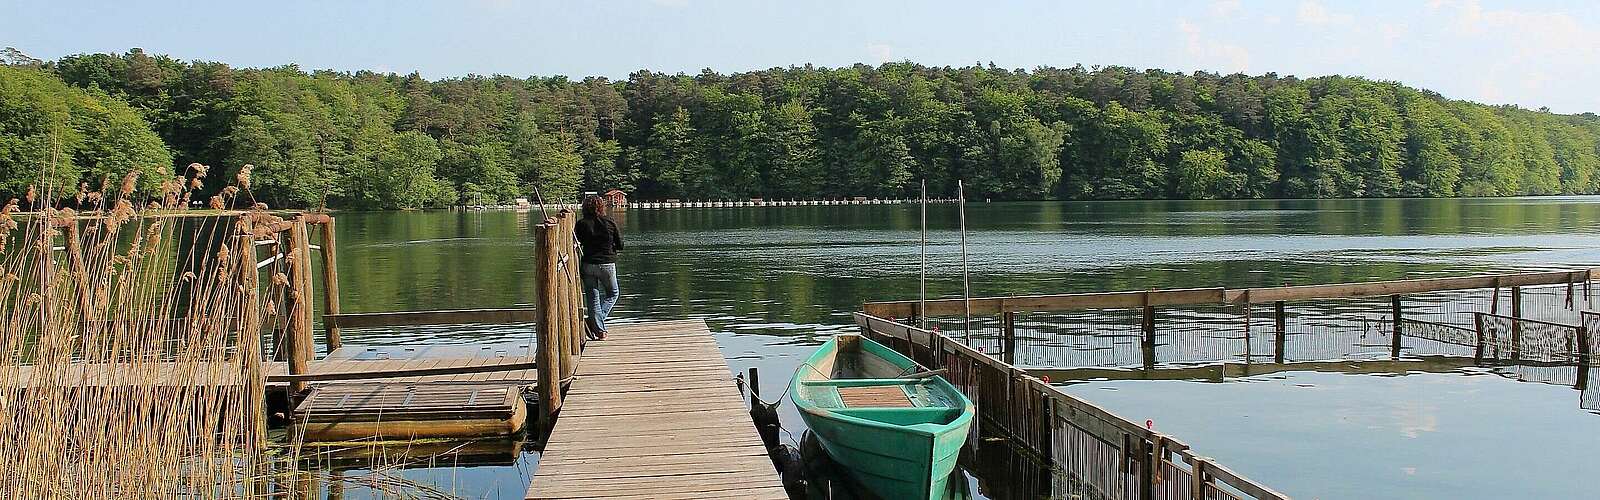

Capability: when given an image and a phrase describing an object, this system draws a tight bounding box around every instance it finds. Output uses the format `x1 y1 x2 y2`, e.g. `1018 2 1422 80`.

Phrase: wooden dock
526 319 787 500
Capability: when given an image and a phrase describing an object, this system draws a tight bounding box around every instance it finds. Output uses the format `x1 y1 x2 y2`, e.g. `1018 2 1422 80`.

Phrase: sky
4 0 1599 113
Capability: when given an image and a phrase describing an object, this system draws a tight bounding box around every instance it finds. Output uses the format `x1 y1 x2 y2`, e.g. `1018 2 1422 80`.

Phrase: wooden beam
1242 271 1585 304
323 308 538 329
266 359 537 383
862 269 1598 315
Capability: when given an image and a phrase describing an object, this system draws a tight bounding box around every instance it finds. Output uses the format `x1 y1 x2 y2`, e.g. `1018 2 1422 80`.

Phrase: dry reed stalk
0 164 277 498
0 164 467 499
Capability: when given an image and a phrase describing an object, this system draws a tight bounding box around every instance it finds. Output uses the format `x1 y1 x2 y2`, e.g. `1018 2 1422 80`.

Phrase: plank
323 307 538 328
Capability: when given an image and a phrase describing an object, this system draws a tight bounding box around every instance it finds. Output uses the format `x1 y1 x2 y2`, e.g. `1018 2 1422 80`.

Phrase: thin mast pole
919 179 928 330
958 180 971 343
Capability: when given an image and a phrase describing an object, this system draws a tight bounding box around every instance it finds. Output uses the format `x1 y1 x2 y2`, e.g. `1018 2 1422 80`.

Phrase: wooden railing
863 270 1595 318
855 313 1289 500
275 210 586 427
863 269 1596 367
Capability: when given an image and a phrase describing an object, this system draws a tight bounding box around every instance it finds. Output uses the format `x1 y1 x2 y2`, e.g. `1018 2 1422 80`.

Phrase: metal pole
920 179 928 330
958 180 971 343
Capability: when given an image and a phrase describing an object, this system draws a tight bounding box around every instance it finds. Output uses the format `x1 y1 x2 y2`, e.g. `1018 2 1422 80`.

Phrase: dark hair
581 195 608 219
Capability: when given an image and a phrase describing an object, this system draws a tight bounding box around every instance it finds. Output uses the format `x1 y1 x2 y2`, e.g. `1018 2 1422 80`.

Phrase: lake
321 197 1600 499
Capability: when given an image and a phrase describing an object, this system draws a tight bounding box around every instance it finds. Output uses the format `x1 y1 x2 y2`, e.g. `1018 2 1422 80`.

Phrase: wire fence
862 270 1600 499
876 273 1597 373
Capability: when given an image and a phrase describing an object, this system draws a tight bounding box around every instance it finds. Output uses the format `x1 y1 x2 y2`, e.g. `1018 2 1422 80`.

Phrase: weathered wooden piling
317 217 342 350
283 220 314 394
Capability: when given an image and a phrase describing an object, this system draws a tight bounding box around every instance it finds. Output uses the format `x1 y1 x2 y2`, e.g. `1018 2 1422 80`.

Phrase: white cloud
1297 0 1352 26
1443 0 1597 57
866 43 896 64
1177 19 1251 73
1209 0 1242 18
1379 23 1407 45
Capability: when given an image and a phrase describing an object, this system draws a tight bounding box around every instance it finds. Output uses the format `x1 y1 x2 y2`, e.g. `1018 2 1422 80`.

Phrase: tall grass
0 163 476 498
0 164 279 497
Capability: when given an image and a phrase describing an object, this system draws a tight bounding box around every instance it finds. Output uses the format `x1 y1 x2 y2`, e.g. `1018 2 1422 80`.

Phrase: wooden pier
526 319 787 500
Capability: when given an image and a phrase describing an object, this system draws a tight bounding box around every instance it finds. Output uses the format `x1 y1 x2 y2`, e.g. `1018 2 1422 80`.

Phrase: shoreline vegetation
3 47 1599 210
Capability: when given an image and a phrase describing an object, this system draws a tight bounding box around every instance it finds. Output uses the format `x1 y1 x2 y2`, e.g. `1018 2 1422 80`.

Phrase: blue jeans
581 263 620 332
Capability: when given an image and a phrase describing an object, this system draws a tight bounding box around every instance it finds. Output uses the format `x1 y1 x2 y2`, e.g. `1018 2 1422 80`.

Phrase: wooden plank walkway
526 319 787 500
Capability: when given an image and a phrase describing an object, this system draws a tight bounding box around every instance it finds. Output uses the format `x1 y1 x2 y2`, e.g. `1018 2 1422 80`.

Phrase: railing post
1141 303 1156 369
1391 294 1403 358
1577 325 1591 367
535 218 563 426
1002 311 1016 365
284 220 314 394
1139 436 1155 500
1273 299 1286 363
1473 313 1487 363
1190 456 1209 500
318 217 342 351
1510 286 1523 360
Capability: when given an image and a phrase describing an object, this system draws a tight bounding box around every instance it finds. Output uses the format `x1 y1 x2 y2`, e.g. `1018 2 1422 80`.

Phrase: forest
2 47 1599 209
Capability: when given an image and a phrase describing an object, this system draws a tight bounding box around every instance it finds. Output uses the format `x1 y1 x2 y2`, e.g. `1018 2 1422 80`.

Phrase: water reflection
308 198 1600 499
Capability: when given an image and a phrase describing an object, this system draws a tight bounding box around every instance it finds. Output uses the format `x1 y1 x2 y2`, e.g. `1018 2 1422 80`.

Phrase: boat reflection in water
797 430 974 500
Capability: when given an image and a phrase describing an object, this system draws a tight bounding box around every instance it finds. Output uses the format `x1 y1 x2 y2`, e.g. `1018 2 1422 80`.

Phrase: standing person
575 195 622 340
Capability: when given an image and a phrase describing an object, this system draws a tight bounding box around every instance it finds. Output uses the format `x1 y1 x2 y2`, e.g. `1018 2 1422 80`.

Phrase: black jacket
575 216 623 264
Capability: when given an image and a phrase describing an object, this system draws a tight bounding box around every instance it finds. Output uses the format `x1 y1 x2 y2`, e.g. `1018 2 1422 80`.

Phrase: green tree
1174 149 1242 199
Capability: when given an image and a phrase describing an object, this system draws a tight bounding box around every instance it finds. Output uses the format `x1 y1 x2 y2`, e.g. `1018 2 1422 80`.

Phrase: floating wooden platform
283 351 542 441
526 319 787 500
294 381 529 441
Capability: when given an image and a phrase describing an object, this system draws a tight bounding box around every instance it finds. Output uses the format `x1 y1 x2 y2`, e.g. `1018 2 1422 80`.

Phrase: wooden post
1141 301 1156 369
1473 313 1487 363
1002 311 1016 365
284 220 314 394
318 217 342 350
1490 279 1501 314
557 213 577 382
535 219 563 425
1390 295 1403 358
1577 326 1591 368
565 212 584 357
235 232 266 451
1510 286 1523 360
1273 300 1286 363
748 367 760 400
1138 437 1155 500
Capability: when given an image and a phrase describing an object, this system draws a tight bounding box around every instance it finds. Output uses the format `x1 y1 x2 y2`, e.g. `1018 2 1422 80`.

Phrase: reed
0 164 273 497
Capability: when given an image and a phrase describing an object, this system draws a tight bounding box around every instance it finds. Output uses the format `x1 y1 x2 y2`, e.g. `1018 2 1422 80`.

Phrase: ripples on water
317 198 1600 499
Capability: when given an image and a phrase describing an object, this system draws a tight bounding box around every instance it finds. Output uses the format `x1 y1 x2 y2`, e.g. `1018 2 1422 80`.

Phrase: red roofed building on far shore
604 189 627 211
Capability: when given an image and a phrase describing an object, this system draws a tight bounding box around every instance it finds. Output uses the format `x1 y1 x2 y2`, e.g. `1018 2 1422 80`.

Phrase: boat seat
837 385 914 408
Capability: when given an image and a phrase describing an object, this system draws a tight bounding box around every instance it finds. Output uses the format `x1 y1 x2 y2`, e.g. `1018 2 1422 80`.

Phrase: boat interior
797 335 967 428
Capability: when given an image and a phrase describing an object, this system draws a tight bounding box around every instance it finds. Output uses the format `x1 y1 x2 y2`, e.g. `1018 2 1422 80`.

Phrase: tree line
3 47 1598 209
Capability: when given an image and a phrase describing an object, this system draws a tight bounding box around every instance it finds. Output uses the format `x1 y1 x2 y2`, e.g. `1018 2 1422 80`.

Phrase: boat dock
526 319 787 500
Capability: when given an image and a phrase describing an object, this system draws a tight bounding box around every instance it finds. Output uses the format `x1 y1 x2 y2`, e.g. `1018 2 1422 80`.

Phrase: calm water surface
321 198 1600 499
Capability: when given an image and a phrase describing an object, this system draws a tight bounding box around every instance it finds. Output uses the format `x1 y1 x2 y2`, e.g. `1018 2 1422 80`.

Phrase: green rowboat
790 334 975 500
